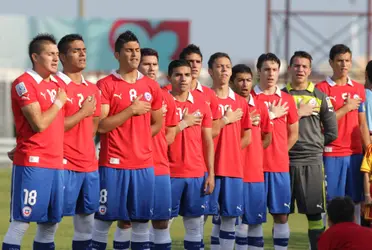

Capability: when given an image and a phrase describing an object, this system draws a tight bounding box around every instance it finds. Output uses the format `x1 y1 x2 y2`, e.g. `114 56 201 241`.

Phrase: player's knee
152 220 169 230
6 221 30 237
35 223 58 242
131 221 149 234
183 217 201 236
117 220 132 229
73 214 94 240
272 214 288 224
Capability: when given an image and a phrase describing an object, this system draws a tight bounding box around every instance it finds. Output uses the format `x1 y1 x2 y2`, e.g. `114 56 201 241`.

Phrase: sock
33 223 58 250
307 214 324 250
153 228 171 250
273 223 289 250
200 216 205 250
2 221 29 250
321 213 327 228
92 219 112 250
248 224 264 250
355 203 361 225
73 214 94 250
235 223 248 250
113 227 131 250
210 223 220 250
149 225 155 249
131 222 150 250
219 216 236 250
183 217 201 250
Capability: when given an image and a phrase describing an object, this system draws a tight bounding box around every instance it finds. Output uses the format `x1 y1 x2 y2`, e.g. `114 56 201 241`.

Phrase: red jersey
11 70 64 169
318 222 372 250
251 85 298 172
168 92 212 178
152 89 178 176
98 71 162 169
243 96 273 182
316 77 365 156
56 72 101 172
214 88 252 178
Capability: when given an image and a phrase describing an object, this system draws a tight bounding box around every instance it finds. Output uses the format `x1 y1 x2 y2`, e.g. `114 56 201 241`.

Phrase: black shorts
290 164 325 215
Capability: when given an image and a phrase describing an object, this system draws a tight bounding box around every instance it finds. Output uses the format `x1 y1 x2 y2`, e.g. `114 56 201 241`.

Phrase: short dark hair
289 51 313 66
231 64 253 82
115 31 139 53
366 60 372 83
208 52 231 69
179 44 203 60
327 197 355 225
28 33 57 64
140 48 159 61
256 53 281 70
57 34 84 55
168 59 191 76
329 44 352 61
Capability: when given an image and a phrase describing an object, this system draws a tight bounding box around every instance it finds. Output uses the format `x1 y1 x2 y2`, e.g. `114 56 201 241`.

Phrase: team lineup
1 30 370 250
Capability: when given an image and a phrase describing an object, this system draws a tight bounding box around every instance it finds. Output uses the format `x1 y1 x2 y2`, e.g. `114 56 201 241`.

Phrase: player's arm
202 126 215 195
286 96 299 150
212 107 243 138
335 95 360 120
64 95 96 132
93 117 100 136
262 132 272 149
364 93 372 141
165 126 176 145
320 95 338 145
22 88 67 132
151 108 163 137
174 108 202 135
359 111 371 150
241 129 251 149
287 122 299 150
98 95 150 134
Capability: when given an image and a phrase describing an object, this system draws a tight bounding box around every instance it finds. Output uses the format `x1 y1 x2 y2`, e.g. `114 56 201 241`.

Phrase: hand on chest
37 85 58 109
329 91 361 108
111 86 152 109
175 104 202 122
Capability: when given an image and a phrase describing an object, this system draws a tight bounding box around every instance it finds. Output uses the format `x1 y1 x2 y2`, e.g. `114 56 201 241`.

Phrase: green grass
0 168 309 249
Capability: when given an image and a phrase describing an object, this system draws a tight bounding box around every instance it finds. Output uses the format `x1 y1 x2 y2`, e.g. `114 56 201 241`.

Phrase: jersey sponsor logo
98 205 107 215
40 92 47 100
316 203 323 209
29 156 39 163
15 82 28 97
113 93 122 99
66 97 73 104
329 96 336 102
144 92 152 101
236 205 242 211
284 202 290 208
22 206 32 218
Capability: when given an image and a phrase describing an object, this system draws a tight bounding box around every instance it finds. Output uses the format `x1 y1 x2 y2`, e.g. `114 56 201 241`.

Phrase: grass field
0 168 309 249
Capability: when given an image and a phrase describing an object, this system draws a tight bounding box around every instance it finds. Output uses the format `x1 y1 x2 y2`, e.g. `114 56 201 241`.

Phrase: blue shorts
95 166 155 221
153 175 171 220
208 177 244 217
202 172 212 215
171 177 206 217
323 155 364 203
242 182 266 225
265 172 291 214
10 165 63 223
63 170 100 216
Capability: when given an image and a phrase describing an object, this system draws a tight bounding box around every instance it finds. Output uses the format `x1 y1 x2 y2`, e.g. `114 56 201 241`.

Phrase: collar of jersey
26 69 58 84
56 71 88 86
286 82 315 93
111 70 144 81
326 76 353 87
172 91 194 103
253 84 282 97
248 94 255 106
195 81 203 92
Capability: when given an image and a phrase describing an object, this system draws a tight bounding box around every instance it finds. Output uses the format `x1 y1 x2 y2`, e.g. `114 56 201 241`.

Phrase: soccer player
318 197 372 250
208 52 252 250
283 51 338 249
251 53 299 250
316 44 371 225
56 34 101 250
2 34 67 250
364 60 372 142
230 64 273 250
167 59 215 250
138 48 179 249
91 31 163 250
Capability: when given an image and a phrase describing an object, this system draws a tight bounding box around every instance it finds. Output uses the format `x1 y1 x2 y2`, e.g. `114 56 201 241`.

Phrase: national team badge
99 205 107 215
353 94 360 100
144 92 152 101
308 98 317 107
22 206 32 218
15 82 28 97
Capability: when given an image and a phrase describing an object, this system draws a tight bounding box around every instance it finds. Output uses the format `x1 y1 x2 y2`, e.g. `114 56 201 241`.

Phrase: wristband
53 99 63 110
269 111 276 120
179 120 188 131
222 116 230 125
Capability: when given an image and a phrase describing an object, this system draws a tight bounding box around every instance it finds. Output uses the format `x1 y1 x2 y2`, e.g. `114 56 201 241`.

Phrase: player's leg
266 172 291 250
295 165 325 250
208 177 221 250
180 177 207 250
151 174 172 250
235 183 249 250
92 166 128 250
73 170 100 249
128 167 155 250
199 172 209 250
347 154 364 225
34 168 64 249
219 177 244 250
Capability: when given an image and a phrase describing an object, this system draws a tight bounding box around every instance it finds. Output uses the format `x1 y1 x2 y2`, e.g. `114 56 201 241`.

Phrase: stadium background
0 0 370 248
